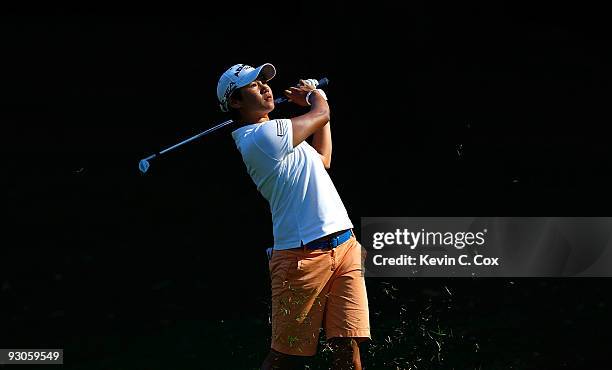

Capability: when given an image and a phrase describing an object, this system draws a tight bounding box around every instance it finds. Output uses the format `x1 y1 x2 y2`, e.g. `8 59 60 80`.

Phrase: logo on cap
234 64 247 77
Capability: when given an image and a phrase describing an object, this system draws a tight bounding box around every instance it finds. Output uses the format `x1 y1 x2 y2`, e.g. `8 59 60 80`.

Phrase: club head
139 159 150 173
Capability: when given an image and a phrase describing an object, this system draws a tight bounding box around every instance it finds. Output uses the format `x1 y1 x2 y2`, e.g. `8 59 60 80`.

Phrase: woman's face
231 79 275 115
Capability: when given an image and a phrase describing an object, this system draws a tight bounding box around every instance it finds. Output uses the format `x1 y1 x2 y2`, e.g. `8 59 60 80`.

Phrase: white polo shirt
231 119 354 250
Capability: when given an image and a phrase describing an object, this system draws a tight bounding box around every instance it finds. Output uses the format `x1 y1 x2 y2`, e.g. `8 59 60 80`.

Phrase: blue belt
303 229 353 250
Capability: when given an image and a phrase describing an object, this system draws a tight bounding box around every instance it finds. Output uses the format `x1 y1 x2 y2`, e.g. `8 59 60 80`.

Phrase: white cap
216 63 276 112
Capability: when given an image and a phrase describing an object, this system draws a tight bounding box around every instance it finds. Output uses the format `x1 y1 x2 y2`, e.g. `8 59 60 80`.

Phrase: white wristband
306 89 328 105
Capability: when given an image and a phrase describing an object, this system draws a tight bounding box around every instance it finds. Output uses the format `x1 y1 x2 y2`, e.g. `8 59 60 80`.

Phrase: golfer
217 63 370 369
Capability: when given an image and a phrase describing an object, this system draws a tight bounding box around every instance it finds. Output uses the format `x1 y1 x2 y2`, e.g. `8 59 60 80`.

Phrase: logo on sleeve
276 121 287 137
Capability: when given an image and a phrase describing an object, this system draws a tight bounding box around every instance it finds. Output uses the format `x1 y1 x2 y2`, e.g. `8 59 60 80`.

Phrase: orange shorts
268 235 371 356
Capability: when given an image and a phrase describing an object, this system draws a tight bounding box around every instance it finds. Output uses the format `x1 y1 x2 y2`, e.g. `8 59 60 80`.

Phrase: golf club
138 77 329 173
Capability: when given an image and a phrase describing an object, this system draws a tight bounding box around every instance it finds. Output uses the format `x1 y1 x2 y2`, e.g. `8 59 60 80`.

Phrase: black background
2 2 612 369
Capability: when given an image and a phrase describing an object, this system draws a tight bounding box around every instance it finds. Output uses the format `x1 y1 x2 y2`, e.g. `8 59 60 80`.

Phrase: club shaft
157 119 234 156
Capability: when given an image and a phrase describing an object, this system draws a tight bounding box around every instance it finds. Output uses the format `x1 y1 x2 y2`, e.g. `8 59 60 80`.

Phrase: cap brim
236 63 276 88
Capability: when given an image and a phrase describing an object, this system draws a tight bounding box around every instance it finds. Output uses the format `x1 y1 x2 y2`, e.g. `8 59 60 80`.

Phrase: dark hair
228 88 243 121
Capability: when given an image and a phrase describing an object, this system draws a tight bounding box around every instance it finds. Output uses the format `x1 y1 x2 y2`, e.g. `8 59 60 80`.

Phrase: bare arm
283 85 330 148
311 121 332 169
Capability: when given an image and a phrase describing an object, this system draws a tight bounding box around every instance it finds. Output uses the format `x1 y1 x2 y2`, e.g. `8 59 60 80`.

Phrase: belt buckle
330 235 340 248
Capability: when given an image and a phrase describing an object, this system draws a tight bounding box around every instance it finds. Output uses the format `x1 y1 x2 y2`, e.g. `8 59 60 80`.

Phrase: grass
52 279 606 369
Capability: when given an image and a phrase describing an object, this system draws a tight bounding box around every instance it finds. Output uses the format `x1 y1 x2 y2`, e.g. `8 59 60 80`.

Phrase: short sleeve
252 119 294 160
